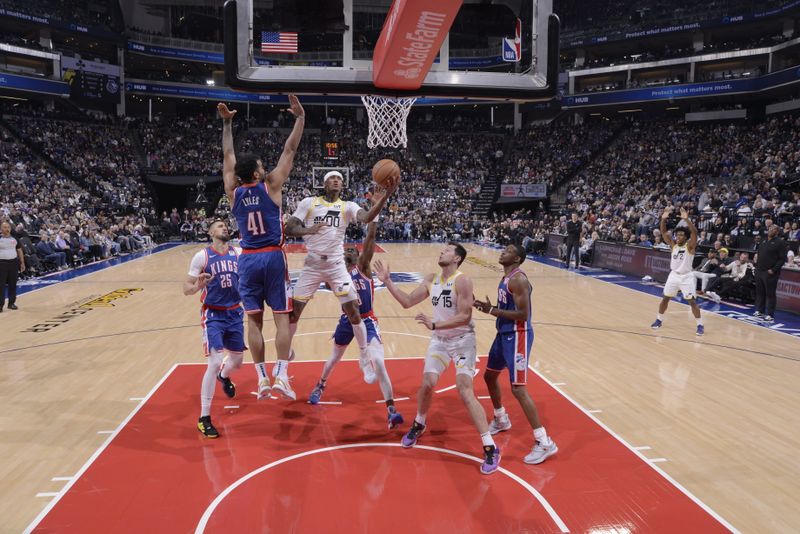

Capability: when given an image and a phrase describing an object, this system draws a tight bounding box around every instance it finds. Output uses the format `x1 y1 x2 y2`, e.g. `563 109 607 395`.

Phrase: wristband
489 306 495 315
432 323 436 330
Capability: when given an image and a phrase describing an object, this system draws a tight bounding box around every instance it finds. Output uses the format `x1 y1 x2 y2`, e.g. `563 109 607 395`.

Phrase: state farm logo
393 68 421 79
394 11 448 80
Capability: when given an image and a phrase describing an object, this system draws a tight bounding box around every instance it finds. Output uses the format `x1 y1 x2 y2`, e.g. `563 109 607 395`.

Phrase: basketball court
2 243 798 533
2 1 799 532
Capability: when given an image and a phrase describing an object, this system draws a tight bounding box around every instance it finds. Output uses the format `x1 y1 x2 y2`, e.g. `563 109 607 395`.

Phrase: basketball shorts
238 248 292 313
663 271 696 299
333 315 382 346
293 253 358 304
423 332 477 378
201 306 246 356
487 329 534 385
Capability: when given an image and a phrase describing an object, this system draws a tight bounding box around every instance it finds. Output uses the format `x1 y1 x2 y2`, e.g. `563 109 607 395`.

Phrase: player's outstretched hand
217 103 236 120
196 272 213 290
680 207 689 220
373 260 390 282
473 295 493 313
286 94 305 118
661 206 673 220
415 313 434 330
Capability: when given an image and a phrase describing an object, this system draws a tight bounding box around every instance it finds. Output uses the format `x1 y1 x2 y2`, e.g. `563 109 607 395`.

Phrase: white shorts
663 271 696 299
293 252 358 304
423 332 477 377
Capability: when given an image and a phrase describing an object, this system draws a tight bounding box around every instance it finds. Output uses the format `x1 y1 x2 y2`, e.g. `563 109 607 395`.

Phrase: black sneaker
197 416 219 438
217 372 236 398
8 304 17 310
401 420 426 448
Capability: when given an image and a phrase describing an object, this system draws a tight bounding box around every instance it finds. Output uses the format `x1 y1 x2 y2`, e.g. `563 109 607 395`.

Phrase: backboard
223 0 559 101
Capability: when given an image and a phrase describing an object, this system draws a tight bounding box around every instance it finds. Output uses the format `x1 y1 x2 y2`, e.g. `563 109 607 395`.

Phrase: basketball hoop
361 95 417 149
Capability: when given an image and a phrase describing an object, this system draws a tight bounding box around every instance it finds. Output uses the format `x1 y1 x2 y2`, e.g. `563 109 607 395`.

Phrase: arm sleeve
291 197 313 224
188 250 206 277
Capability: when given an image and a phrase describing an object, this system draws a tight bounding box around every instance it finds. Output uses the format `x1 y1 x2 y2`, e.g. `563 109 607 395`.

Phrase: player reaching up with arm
281 173 399 386
651 207 705 336
220 96 316 402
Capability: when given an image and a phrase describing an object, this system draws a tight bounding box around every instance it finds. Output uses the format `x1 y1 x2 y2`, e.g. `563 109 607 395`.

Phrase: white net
361 95 417 149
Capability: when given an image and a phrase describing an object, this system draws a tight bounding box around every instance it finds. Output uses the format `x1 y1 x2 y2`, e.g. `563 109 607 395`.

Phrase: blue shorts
202 306 246 355
332 315 381 346
487 329 534 385
238 248 292 314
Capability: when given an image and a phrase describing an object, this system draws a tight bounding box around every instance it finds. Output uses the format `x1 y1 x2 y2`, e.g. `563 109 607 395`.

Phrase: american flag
261 31 298 53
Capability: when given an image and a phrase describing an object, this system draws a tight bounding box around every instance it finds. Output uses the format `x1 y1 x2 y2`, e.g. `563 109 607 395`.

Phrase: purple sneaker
401 420 425 448
480 445 501 474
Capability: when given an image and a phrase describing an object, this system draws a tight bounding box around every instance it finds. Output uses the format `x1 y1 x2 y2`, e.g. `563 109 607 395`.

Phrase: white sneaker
360 352 377 384
488 414 512 435
524 439 558 465
272 376 296 401
707 291 721 303
257 377 272 400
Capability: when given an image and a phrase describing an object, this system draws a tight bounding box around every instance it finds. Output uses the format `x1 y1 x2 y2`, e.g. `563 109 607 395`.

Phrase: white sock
370 342 393 401
696 316 703 326
415 413 427 426
351 320 368 355
480 431 496 448
534 426 549 445
493 406 506 418
255 362 268 381
273 359 288 379
201 350 224 417
220 351 243 379
656 313 664 321
321 344 347 381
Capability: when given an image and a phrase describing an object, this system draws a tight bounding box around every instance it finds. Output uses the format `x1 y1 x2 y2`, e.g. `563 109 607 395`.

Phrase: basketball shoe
272 376 296 401
401 420 426 448
308 381 325 405
197 416 219 438
650 319 662 329
480 445 501 474
488 414 512 435
524 439 558 465
217 372 236 398
387 406 404 429
256 377 272 400
696 324 705 337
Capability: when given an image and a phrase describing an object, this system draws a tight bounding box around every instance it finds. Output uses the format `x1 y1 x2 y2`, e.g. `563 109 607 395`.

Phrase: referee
0 221 25 312
564 212 583 269
754 224 788 322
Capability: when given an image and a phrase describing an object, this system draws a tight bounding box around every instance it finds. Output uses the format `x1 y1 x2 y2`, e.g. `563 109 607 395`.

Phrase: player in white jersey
651 207 705 336
374 243 502 475
284 171 399 382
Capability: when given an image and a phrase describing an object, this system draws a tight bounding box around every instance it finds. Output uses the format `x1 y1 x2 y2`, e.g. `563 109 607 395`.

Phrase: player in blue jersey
474 244 558 465
308 222 404 429
219 99 321 402
183 220 245 438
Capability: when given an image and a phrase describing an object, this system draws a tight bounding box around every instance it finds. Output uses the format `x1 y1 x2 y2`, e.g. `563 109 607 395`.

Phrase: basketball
371 159 400 187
